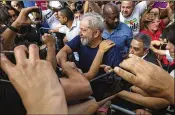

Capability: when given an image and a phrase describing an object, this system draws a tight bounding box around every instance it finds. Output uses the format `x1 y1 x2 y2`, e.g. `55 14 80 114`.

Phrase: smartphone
33 7 43 23
153 2 167 8
90 71 130 102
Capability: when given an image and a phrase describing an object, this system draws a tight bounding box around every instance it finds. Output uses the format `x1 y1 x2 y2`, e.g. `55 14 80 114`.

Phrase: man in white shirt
120 1 153 35
51 7 80 61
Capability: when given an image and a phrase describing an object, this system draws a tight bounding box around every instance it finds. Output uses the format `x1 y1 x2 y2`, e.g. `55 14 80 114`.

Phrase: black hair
166 23 175 45
134 33 151 49
0 4 19 24
58 6 74 21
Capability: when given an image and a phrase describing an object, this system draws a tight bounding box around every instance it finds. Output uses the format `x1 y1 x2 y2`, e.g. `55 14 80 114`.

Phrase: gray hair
134 33 151 49
81 12 104 32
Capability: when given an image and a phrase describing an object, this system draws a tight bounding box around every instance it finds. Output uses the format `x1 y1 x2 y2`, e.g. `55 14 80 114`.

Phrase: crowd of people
0 1 174 115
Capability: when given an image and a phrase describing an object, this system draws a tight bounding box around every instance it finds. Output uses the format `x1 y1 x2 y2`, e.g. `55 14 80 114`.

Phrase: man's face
8 10 18 24
56 11 67 25
104 9 119 29
129 39 146 57
79 19 94 46
121 1 134 18
166 41 175 58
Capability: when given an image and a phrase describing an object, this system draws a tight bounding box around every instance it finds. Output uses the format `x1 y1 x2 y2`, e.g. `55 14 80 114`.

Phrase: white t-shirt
120 1 147 35
59 19 80 61
59 19 80 41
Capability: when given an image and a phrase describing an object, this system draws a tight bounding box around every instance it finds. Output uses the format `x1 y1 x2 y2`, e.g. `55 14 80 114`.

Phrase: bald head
103 3 120 29
103 3 119 16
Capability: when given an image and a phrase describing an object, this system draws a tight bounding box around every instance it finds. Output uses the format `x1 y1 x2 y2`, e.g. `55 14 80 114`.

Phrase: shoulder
119 22 132 30
118 22 132 34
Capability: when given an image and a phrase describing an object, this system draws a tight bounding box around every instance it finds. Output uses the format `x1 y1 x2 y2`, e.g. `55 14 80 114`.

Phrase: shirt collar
142 51 149 59
70 19 79 30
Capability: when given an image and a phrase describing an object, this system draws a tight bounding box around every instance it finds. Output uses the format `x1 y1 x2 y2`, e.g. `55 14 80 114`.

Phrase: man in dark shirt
56 12 123 78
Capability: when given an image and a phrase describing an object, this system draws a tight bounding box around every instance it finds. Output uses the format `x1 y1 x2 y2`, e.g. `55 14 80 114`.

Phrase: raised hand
0 44 67 114
114 54 174 104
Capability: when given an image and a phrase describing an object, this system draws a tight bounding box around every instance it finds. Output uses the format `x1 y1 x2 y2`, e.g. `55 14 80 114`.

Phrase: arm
42 34 57 70
114 54 174 104
117 91 170 110
84 40 115 80
150 40 166 56
88 1 103 15
56 45 72 67
0 44 67 114
162 3 173 26
68 99 99 114
68 93 118 114
1 6 40 50
60 62 92 101
83 1 89 14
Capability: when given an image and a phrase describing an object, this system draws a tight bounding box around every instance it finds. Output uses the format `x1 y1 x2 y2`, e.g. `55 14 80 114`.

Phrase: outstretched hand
0 44 67 114
114 54 174 104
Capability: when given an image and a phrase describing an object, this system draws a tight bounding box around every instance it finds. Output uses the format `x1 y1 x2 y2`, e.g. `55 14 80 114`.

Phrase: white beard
81 38 89 45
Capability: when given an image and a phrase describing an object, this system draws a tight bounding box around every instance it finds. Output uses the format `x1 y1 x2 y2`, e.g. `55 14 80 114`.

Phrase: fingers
0 53 15 75
119 54 141 74
42 33 55 44
114 67 137 85
14 45 28 64
100 64 108 68
100 64 113 72
131 86 150 97
29 44 40 61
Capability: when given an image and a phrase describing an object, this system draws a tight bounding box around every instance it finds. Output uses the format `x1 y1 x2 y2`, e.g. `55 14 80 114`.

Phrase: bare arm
1 22 17 50
1 6 40 50
162 3 173 26
68 93 118 114
88 1 103 15
117 90 170 110
83 1 89 14
60 62 92 101
68 99 99 114
150 40 166 56
42 34 57 70
84 40 115 80
56 45 72 67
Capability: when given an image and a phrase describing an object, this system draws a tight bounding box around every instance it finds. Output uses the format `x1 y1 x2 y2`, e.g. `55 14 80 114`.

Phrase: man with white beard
56 12 123 79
